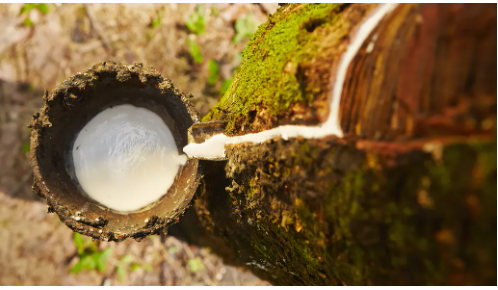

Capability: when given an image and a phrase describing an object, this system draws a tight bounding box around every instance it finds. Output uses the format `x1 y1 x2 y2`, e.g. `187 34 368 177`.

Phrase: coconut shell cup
29 62 200 241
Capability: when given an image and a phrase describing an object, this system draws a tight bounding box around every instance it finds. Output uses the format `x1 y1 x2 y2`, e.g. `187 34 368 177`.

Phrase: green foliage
187 39 203 64
114 254 152 282
211 7 220 17
186 5 205 34
207 59 219 85
116 255 133 282
73 232 84 255
36 3 49 14
71 233 112 274
220 78 232 96
146 31 153 41
130 262 152 273
151 16 161 28
130 262 141 272
95 248 113 272
20 3 36 15
23 17 33 27
233 14 259 44
168 246 179 254
20 3 49 15
187 258 205 273
20 3 49 27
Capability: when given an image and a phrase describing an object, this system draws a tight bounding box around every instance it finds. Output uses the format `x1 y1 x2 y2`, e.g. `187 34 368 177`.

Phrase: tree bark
186 3 496 285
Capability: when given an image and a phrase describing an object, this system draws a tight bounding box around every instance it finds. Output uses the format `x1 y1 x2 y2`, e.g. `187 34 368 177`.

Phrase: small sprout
36 3 49 14
116 255 151 281
186 5 205 34
129 262 152 273
211 7 220 17
115 265 125 281
71 233 113 274
146 31 153 41
20 3 49 27
187 38 203 64
168 246 179 254
20 3 37 15
207 59 219 85
120 255 134 265
23 18 34 27
188 257 205 273
233 14 259 44
130 262 141 272
150 15 161 28
116 255 133 281
94 248 113 272
142 264 153 272
73 233 84 255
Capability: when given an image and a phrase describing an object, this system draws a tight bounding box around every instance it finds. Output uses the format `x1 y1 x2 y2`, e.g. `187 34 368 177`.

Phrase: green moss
203 4 345 133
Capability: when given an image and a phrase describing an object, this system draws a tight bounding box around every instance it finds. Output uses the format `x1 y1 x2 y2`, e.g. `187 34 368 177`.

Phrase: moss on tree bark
187 3 497 285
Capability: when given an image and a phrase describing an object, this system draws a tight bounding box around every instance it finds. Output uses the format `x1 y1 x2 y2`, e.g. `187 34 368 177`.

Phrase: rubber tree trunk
185 3 496 285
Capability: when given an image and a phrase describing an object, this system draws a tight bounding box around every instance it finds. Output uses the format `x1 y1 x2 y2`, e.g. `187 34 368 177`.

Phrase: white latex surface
72 105 187 212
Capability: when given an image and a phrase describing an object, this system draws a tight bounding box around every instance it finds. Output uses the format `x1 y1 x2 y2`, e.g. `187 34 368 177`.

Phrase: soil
0 3 277 286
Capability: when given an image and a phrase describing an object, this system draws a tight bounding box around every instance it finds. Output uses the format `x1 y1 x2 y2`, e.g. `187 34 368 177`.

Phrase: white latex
72 105 187 212
183 3 397 159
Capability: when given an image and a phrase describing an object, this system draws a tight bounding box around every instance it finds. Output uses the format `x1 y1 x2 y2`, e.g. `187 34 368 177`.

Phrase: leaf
186 5 205 34
120 255 133 265
94 247 112 272
130 263 141 272
116 266 126 282
151 16 161 28
146 31 153 41
187 39 203 64
188 258 204 273
233 14 259 44
73 233 84 256
207 59 219 85
211 7 220 17
36 3 49 14
168 246 179 254
220 78 232 95
71 260 84 274
20 3 36 15
81 255 96 270
142 264 153 272
23 18 34 27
